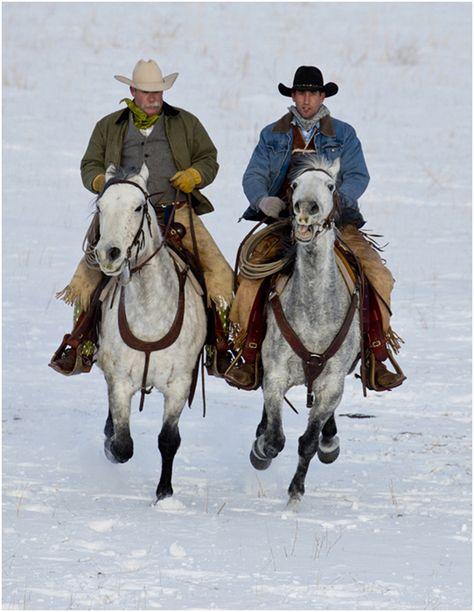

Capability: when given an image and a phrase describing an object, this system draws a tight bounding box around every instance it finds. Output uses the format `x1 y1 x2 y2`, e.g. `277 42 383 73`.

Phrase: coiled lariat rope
237 219 293 281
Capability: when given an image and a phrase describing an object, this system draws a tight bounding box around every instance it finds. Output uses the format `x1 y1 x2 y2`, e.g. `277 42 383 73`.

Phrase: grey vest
120 116 178 204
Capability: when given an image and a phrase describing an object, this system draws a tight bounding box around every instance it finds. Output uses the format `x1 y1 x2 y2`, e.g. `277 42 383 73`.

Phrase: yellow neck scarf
121 98 161 129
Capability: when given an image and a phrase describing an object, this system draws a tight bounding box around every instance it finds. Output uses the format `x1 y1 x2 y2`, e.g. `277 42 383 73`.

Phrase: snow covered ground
2 2 471 609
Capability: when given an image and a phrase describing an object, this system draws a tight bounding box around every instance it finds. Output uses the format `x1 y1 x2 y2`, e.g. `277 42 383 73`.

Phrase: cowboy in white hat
50 59 233 376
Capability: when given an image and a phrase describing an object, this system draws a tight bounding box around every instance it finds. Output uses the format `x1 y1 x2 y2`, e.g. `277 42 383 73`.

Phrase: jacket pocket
321 140 342 161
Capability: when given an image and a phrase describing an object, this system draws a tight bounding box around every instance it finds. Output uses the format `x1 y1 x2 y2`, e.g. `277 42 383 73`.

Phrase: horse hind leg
317 414 340 464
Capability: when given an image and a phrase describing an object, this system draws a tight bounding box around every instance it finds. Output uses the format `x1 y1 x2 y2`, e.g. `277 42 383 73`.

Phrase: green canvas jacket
80 102 218 214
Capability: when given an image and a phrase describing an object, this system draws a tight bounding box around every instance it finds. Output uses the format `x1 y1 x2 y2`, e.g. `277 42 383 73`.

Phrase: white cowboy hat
114 59 178 92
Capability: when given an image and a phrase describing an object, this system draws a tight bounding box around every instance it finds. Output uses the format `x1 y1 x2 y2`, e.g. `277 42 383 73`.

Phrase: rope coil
237 219 294 280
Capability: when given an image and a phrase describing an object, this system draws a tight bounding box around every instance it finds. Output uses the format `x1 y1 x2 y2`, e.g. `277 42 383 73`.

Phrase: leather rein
270 167 358 408
100 179 189 411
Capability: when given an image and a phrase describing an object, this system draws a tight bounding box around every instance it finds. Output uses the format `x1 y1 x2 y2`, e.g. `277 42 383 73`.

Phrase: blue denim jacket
241 112 369 226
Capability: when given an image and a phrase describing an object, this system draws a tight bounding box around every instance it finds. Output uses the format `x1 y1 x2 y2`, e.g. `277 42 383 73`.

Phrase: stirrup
48 334 93 376
223 350 262 391
365 347 406 391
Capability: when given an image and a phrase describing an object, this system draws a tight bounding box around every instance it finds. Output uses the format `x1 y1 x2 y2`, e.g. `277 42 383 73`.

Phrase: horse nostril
108 247 121 261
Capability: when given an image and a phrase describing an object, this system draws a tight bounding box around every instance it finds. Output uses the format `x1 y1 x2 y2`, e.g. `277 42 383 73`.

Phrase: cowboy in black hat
225 65 405 392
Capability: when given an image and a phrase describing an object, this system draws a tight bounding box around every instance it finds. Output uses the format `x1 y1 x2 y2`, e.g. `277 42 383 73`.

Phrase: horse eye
328 184 335 192
134 205 143 212
291 181 298 190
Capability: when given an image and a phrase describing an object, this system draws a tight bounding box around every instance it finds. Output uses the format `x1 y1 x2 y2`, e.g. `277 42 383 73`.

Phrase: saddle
222 240 402 394
49 220 209 383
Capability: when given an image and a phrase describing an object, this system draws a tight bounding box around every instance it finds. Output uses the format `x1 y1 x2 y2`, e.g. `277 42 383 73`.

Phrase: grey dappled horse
94 164 206 502
250 156 360 506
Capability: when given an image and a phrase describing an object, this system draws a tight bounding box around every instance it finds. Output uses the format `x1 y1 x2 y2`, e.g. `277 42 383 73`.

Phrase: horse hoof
286 495 302 511
249 439 272 471
318 435 340 464
104 437 133 464
155 487 173 502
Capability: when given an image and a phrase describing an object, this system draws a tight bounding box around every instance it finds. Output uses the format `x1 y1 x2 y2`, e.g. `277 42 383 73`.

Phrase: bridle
288 167 340 238
97 179 175 277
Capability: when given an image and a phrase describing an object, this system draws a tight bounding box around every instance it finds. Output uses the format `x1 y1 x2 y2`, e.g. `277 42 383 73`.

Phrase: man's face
130 87 163 116
291 90 326 119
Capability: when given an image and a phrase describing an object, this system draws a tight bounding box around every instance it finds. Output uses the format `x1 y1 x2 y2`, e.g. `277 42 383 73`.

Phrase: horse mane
288 154 336 183
103 166 141 190
92 167 143 207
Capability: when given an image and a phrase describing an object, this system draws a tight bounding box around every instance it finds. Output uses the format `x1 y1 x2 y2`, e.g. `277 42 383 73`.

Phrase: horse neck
292 229 340 298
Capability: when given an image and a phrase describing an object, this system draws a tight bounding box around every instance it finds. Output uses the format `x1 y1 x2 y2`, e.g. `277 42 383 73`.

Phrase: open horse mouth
95 250 127 277
294 223 314 242
99 262 125 277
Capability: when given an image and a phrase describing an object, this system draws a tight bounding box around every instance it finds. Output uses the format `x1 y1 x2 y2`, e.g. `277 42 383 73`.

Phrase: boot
223 356 262 390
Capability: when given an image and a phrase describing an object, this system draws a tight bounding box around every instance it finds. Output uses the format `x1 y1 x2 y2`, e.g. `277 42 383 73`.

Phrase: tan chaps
229 224 395 349
57 202 234 312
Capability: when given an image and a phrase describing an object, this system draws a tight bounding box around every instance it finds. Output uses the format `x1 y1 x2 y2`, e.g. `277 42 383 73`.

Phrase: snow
2 2 471 610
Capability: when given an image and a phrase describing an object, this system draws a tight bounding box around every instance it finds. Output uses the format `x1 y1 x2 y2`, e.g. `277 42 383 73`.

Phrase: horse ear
139 163 149 185
329 157 340 180
105 164 116 182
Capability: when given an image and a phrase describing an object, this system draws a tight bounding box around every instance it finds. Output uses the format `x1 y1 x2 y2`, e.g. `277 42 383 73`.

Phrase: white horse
94 164 206 501
249 155 361 505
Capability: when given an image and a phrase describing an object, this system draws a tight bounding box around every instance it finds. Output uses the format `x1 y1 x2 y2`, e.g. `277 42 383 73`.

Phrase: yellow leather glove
170 168 202 194
92 174 106 193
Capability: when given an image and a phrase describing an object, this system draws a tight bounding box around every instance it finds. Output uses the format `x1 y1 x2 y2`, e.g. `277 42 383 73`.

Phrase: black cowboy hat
278 66 339 97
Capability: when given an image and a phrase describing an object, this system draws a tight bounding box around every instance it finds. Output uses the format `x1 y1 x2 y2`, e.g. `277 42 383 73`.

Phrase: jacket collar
115 101 180 124
272 111 335 136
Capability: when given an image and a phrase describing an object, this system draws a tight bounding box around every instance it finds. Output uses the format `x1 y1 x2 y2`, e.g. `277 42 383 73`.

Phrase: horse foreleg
256 404 267 437
156 421 181 500
318 414 340 464
103 382 134 464
288 385 344 501
288 419 321 502
155 387 188 501
104 410 114 438
250 394 285 471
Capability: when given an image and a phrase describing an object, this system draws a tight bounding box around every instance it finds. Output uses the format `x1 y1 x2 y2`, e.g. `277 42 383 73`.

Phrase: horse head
94 164 157 276
288 156 340 244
